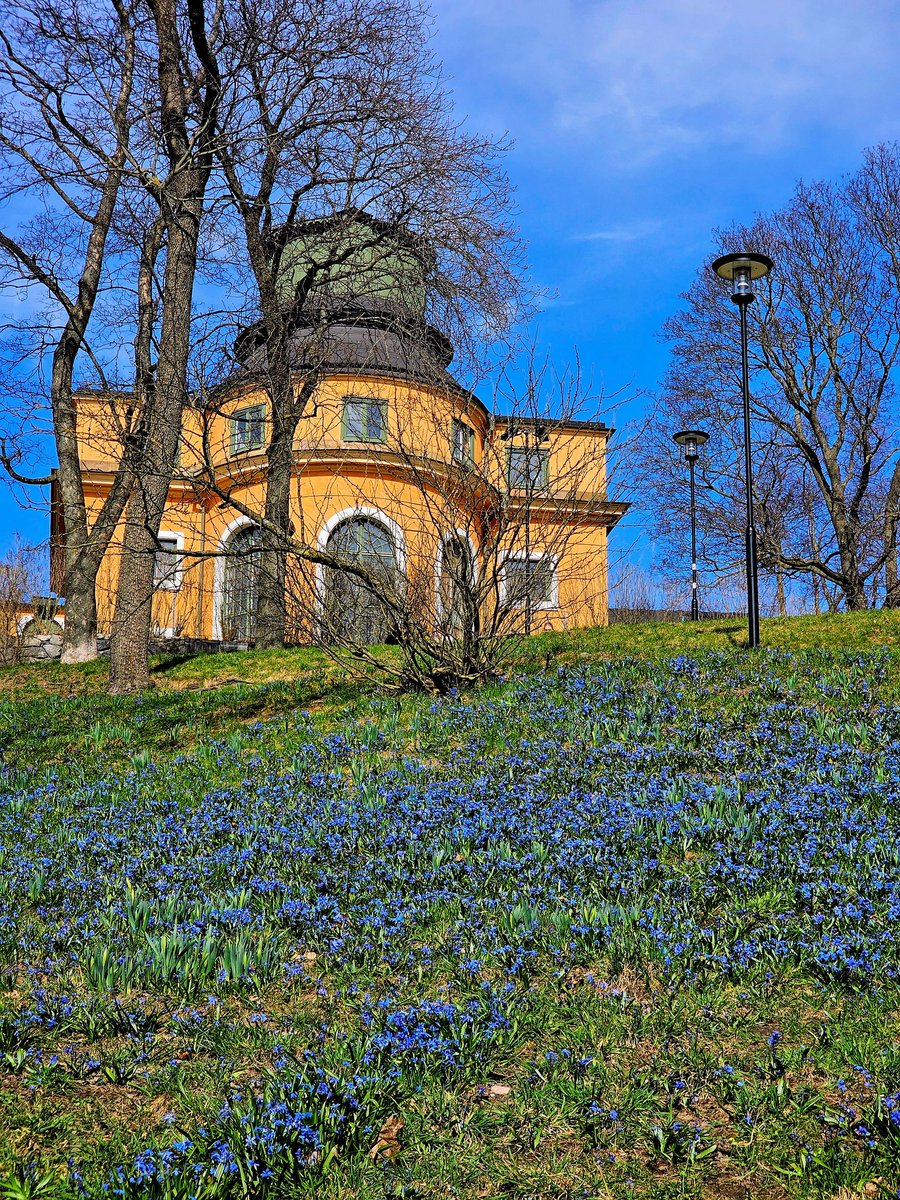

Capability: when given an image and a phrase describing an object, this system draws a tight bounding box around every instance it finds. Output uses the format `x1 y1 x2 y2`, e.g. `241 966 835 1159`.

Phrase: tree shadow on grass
150 655 195 675
713 624 747 647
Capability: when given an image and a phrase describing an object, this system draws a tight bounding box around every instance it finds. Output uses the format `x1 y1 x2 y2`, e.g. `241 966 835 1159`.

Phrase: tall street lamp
710 251 773 648
672 429 709 621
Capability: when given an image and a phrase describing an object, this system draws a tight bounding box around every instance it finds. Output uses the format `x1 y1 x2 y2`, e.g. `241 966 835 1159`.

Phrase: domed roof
234 211 455 383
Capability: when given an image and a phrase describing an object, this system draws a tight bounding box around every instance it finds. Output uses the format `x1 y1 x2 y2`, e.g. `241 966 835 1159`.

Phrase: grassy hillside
0 617 898 1195
2 610 898 776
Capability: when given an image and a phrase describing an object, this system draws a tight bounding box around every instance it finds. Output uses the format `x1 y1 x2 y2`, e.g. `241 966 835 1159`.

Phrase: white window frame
154 531 184 591
314 506 406 615
212 515 258 640
500 552 559 611
435 529 479 616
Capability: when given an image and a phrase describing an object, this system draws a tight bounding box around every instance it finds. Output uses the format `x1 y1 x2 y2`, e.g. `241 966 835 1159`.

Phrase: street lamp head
673 428 709 460
711 252 773 304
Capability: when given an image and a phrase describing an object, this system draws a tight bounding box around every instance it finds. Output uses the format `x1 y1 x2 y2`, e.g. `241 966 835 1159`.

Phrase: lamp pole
673 430 709 620
711 252 773 648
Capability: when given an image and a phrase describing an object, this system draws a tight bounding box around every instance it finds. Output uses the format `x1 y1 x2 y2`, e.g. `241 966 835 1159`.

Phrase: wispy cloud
432 0 900 161
574 221 662 244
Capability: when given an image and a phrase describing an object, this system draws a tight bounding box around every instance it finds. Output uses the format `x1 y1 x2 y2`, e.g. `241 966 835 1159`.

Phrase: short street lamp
672 429 709 621
710 251 773 648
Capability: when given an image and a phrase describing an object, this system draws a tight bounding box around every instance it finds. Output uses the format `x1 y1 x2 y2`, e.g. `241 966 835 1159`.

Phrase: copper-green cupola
273 211 431 320
236 210 454 380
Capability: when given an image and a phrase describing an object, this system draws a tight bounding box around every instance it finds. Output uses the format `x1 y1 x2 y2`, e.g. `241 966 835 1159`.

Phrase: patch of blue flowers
2 649 900 1191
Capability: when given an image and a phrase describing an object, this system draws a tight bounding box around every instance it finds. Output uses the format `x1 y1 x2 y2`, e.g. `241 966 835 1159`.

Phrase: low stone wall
18 634 253 663
21 634 64 662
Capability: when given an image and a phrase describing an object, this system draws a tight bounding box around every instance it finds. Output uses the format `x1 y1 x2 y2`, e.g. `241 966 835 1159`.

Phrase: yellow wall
76 372 616 641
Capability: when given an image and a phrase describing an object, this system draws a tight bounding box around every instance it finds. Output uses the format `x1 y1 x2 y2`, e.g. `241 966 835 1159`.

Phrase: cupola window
452 419 476 465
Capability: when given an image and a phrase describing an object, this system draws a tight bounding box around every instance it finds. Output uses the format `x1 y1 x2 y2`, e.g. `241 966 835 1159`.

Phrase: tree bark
884 458 900 607
108 0 219 692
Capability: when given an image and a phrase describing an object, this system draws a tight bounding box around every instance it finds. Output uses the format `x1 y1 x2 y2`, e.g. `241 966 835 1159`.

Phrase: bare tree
646 154 900 612
210 0 525 649
848 142 900 606
0 0 144 662
0 539 46 665
107 0 223 692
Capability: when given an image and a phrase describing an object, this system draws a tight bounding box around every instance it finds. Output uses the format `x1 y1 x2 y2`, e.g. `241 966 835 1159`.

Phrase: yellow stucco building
50 217 627 647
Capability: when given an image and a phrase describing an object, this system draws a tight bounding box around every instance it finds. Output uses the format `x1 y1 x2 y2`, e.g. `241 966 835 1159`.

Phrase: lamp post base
746 526 760 648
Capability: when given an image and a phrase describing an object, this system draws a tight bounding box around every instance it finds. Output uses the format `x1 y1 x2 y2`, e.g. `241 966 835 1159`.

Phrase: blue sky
4 0 900 569
427 0 900 573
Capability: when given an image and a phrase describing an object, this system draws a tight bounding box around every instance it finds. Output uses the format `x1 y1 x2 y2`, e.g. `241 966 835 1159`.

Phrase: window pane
248 406 264 448
231 405 265 453
367 401 385 441
344 399 365 440
154 537 180 587
506 557 552 607
453 420 474 463
508 446 548 490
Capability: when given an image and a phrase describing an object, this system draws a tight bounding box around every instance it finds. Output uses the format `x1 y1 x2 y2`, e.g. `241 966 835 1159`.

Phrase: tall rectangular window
507 445 549 490
452 418 476 465
230 404 265 455
504 555 556 610
342 396 387 443
154 535 182 590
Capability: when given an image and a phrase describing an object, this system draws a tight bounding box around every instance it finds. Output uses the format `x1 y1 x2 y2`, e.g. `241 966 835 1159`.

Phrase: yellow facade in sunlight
66 369 625 644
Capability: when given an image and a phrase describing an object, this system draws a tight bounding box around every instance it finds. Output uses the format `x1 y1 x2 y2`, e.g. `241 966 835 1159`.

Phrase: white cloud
431 0 900 160
574 220 662 243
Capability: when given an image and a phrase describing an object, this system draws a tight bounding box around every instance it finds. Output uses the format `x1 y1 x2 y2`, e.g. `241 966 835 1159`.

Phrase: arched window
438 534 476 637
221 524 262 642
323 516 398 644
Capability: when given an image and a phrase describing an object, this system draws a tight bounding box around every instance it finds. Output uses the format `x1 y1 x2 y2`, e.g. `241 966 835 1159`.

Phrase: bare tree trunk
109 0 219 692
884 458 900 607
255 420 292 648
0 2 137 663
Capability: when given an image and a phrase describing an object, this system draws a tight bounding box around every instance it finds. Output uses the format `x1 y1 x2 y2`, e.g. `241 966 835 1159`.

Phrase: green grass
2 609 899 777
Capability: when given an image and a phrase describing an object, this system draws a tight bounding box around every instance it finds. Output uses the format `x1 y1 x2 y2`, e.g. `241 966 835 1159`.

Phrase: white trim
500 551 559 611
212 515 258 640
315 506 406 612
17 614 64 634
435 528 479 616
154 530 185 592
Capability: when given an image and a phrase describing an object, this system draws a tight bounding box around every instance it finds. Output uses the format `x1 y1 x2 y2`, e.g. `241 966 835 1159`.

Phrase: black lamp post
672 429 709 620
710 251 773 648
